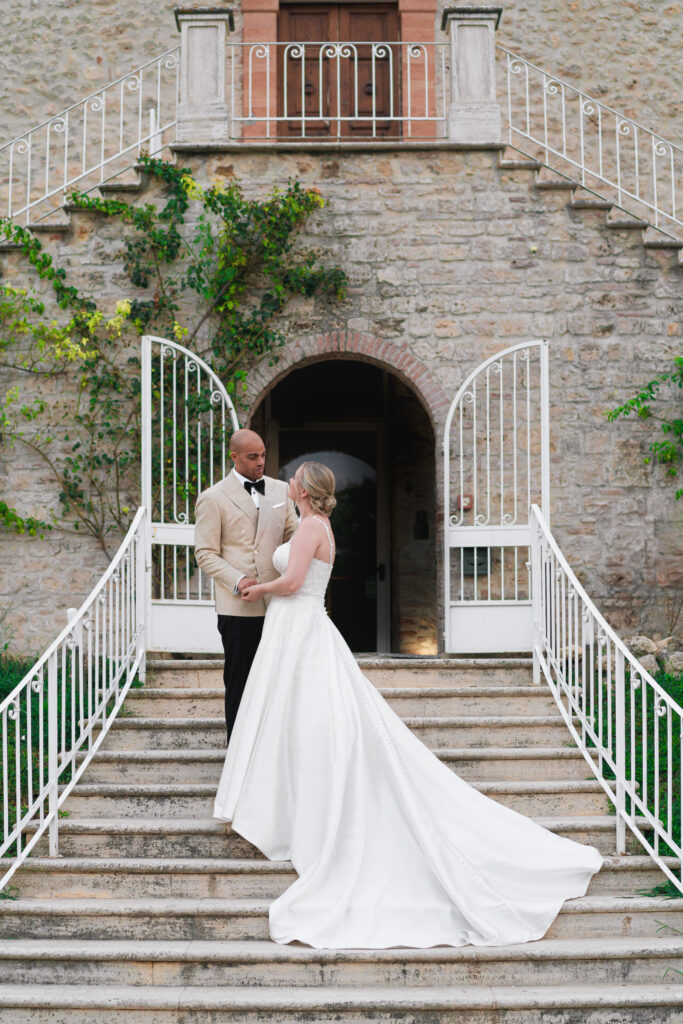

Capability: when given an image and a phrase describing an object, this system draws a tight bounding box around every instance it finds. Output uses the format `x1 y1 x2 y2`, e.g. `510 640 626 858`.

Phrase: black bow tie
244 478 265 495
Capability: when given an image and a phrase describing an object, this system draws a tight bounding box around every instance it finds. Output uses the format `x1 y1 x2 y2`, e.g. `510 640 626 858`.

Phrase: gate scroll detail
141 335 240 653
443 340 550 653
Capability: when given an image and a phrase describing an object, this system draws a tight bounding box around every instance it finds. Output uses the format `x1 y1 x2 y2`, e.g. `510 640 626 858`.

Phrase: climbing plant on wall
607 356 683 501
0 156 347 556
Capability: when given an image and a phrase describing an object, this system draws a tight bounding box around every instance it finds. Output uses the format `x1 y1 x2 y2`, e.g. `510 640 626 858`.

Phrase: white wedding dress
213 519 603 949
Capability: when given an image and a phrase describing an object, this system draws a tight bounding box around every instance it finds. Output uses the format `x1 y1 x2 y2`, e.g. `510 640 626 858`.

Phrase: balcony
0 4 679 237
224 41 448 141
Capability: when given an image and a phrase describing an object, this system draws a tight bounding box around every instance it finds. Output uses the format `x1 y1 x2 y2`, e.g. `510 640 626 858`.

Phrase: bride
213 461 603 949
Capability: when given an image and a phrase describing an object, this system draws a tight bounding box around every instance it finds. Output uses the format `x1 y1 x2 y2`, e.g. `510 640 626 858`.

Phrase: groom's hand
241 583 264 602
237 577 258 594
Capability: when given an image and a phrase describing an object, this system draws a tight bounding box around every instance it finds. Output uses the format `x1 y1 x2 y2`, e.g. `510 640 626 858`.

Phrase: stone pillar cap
174 7 235 31
441 6 503 30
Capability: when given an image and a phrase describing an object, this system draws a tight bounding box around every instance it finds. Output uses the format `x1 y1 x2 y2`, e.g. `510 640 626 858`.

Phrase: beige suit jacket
194 471 299 617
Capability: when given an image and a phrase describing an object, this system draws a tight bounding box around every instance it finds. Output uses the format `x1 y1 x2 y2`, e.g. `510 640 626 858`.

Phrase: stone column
175 7 234 144
441 6 503 144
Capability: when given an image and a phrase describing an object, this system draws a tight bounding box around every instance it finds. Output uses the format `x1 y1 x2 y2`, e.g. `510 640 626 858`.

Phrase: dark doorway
250 359 437 654
277 3 400 138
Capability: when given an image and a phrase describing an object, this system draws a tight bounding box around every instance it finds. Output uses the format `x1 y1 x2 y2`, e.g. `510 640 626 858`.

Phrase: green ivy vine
607 356 683 500
0 156 347 556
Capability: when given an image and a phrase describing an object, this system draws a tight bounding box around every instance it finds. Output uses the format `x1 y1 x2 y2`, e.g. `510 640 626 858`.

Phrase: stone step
1 981 683 1024
642 226 682 251
2 935 682 988
12 855 677 901
29 816 647 858
26 219 72 234
146 657 535 690
60 779 609 818
124 685 558 719
99 715 570 750
97 178 143 195
568 190 614 211
76 745 592 784
1 895 680 942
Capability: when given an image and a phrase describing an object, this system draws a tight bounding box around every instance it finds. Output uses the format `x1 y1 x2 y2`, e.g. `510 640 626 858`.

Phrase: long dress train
213 520 603 949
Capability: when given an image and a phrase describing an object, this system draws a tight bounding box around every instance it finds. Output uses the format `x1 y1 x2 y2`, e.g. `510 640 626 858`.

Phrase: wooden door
278 4 399 137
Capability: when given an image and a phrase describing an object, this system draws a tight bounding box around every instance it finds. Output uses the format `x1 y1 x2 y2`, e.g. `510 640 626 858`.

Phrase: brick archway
245 330 450 428
247 338 441 654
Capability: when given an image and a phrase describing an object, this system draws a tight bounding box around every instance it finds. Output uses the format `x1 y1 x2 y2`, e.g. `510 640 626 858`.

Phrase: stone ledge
171 140 507 155
2 934 682 963
1 980 682 1011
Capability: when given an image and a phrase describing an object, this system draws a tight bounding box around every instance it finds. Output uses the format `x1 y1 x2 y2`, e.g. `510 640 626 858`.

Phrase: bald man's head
230 429 266 481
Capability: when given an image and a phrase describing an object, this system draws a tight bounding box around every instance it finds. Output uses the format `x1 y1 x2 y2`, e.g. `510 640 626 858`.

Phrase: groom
194 429 298 743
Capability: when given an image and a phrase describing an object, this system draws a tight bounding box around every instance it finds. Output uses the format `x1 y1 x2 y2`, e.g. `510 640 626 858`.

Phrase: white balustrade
0 49 180 224
0 36 680 239
499 47 681 236
0 508 148 890
530 503 682 893
228 41 448 139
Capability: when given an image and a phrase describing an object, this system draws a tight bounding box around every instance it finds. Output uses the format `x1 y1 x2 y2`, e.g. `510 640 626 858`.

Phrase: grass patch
584 668 683 866
1 646 143 862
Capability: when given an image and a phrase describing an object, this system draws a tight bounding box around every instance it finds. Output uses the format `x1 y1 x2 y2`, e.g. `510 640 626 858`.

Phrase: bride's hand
241 583 265 602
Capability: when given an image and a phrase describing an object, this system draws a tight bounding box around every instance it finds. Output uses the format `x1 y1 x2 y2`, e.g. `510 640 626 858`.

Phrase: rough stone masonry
0 144 680 653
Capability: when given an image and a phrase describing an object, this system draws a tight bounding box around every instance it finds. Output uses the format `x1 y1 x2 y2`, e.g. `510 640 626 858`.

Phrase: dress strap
312 515 335 564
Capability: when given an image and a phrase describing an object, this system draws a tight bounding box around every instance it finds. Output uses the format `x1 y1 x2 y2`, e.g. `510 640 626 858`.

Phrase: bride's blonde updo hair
298 461 337 516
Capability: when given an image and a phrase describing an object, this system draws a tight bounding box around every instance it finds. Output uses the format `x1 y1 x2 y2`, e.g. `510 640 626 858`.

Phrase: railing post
615 646 627 854
174 7 234 144
47 650 59 857
539 339 551 526
136 520 148 685
441 5 503 144
530 507 541 685
140 337 153 669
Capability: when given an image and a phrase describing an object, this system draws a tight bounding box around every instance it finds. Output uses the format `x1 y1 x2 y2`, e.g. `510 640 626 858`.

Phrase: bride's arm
241 520 319 601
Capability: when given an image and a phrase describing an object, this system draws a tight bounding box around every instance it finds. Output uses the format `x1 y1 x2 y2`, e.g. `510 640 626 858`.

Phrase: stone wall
2 143 679 654
0 1 680 145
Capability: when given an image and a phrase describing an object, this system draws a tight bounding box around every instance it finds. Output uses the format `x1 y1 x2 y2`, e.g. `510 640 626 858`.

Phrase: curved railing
530 503 682 893
499 47 681 238
0 507 148 890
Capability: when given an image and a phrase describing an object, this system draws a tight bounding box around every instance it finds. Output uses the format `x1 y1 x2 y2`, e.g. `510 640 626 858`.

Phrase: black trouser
217 614 265 745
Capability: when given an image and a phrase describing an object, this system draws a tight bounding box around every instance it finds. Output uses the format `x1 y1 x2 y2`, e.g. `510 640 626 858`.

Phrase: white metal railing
228 41 448 138
499 47 681 237
0 507 148 890
443 340 549 654
530 503 682 893
1 38 681 240
0 49 179 224
141 335 239 633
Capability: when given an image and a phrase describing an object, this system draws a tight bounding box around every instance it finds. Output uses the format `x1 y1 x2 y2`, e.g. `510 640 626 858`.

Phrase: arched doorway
250 359 437 654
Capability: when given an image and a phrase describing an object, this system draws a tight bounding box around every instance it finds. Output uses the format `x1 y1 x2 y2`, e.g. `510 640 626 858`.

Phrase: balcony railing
0 33 679 238
227 41 448 140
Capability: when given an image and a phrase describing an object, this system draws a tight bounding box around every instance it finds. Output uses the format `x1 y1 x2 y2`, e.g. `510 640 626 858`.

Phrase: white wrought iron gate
443 340 550 653
141 335 240 653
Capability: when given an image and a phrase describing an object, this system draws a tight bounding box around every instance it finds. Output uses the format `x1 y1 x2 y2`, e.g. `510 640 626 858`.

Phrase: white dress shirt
232 467 262 509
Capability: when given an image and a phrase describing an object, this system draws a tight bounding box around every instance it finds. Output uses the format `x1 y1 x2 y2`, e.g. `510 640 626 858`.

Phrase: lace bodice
272 517 334 604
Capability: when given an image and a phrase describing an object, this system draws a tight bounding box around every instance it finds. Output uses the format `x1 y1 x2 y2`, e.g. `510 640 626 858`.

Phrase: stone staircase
4 147 681 271
1 655 682 1021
